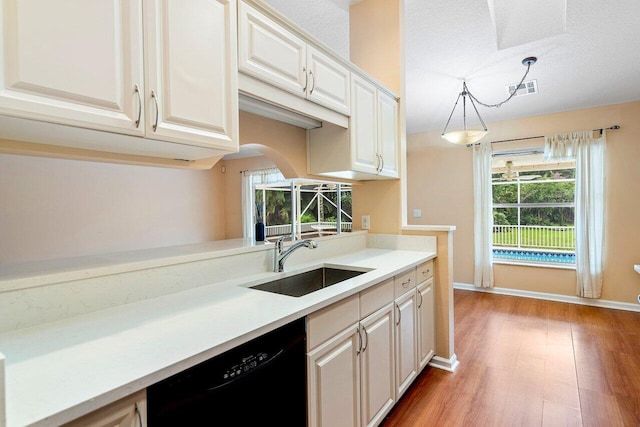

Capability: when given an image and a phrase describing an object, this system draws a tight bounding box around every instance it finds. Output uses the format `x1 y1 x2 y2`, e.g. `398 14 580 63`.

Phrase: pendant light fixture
441 57 537 145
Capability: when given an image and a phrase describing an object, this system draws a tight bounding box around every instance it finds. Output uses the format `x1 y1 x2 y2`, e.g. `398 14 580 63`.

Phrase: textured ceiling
261 0 640 135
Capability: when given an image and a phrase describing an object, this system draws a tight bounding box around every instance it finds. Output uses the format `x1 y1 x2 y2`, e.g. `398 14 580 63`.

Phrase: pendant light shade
441 83 488 145
441 129 488 145
441 57 537 146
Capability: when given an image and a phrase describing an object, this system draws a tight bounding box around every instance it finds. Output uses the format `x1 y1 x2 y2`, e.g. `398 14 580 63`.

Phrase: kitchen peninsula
0 232 439 426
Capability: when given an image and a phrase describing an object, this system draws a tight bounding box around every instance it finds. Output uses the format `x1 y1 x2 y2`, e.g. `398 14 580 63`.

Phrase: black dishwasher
147 318 306 426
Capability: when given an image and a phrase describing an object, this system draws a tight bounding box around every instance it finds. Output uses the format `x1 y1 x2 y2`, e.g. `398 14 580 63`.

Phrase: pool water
493 248 575 264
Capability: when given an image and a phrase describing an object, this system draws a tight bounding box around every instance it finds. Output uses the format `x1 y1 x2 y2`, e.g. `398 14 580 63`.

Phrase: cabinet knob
402 278 411 288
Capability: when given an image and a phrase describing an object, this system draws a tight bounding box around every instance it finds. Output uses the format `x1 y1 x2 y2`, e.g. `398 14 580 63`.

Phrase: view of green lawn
493 227 575 250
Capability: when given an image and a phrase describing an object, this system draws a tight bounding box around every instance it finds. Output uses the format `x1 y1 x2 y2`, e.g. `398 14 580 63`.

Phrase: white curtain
544 130 606 298
241 168 285 239
473 141 494 288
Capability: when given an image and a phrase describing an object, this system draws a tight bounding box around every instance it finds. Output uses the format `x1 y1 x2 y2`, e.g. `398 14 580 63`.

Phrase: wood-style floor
382 289 640 427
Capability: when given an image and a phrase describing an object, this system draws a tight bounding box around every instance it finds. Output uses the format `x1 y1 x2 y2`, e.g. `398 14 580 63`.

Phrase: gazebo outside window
253 179 352 241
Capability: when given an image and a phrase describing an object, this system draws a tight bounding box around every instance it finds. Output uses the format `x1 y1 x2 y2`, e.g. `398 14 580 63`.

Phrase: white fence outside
266 221 353 237
493 225 575 250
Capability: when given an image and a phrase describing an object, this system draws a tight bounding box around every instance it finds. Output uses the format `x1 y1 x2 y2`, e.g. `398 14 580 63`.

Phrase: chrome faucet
274 236 318 272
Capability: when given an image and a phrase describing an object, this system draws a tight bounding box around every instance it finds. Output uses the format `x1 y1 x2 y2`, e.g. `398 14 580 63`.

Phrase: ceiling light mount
441 57 537 145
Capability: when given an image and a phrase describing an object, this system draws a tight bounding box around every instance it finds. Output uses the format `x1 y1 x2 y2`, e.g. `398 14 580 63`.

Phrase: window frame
491 165 577 266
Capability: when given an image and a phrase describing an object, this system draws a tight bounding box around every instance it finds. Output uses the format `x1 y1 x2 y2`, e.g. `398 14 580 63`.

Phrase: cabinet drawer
394 268 417 298
63 389 146 427
359 278 394 318
417 260 434 282
307 294 359 351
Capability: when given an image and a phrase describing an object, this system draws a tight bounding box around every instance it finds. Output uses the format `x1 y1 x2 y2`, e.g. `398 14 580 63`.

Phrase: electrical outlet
361 215 370 230
413 209 422 218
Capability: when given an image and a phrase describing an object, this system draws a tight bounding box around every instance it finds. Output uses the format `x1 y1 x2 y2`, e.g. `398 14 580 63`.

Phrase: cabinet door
306 46 350 115
238 1 307 97
395 290 418 399
308 325 361 427
377 91 399 178
360 304 395 427
0 0 144 135
63 390 146 427
350 74 378 174
417 279 435 371
144 0 238 151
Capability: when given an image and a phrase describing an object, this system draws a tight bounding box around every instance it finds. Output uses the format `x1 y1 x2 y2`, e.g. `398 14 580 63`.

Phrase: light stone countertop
0 247 434 427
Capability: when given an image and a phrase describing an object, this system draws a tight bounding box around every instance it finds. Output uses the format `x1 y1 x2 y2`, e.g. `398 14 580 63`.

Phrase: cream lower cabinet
360 303 396 427
416 260 435 372
62 390 146 427
417 277 435 371
0 0 238 161
394 289 418 399
307 324 362 427
307 283 396 427
307 307 395 427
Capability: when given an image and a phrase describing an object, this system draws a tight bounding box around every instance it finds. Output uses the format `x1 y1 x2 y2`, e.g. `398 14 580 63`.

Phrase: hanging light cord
466 59 534 108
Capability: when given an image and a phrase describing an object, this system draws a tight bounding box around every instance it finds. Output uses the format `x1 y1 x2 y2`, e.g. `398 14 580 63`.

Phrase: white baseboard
428 354 459 372
454 282 640 312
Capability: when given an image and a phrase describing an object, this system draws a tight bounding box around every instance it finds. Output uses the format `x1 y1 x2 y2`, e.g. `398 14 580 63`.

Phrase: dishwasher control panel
223 352 270 379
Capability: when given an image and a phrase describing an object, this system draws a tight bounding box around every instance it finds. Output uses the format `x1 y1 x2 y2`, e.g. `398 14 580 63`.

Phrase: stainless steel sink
250 267 366 297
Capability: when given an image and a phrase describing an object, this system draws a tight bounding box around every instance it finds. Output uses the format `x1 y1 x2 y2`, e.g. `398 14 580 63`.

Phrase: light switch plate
413 209 422 218
361 215 370 230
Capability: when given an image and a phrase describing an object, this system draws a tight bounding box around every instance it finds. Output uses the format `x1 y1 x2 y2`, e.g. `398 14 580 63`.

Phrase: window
243 169 352 242
492 165 576 265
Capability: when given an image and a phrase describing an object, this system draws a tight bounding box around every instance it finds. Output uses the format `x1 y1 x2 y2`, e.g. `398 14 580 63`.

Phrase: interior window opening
243 168 352 242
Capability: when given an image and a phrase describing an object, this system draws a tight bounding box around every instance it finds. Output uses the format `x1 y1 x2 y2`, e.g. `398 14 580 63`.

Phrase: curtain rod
466 125 621 147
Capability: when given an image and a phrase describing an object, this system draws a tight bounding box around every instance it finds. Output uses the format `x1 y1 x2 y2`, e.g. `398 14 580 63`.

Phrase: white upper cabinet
0 0 145 135
238 1 350 116
306 45 350 115
144 0 238 151
238 0 307 95
308 73 399 180
0 0 238 161
377 90 399 178
351 74 379 175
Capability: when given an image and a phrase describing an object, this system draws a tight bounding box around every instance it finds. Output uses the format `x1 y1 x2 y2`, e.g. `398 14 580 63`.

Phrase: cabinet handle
151 90 159 132
418 289 423 308
376 154 381 173
402 278 412 288
395 302 401 326
302 66 308 92
361 325 368 352
380 154 385 173
134 84 142 128
135 403 143 427
422 268 431 276
309 70 315 94
356 326 363 355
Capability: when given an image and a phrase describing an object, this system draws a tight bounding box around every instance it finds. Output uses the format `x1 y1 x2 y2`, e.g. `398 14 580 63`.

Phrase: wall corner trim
428 354 459 372
454 282 640 312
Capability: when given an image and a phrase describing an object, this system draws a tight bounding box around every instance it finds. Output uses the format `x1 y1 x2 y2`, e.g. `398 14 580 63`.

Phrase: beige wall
407 101 640 304
349 0 406 234
0 153 225 264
